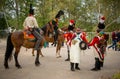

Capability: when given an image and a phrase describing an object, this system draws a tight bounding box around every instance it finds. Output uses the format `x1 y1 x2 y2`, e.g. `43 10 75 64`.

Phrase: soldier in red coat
64 31 74 61
88 30 108 71
70 28 88 71
97 15 106 30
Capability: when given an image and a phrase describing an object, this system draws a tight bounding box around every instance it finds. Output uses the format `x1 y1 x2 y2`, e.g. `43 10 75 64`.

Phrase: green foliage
0 0 119 31
106 23 120 32
112 72 120 79
0 16 7 30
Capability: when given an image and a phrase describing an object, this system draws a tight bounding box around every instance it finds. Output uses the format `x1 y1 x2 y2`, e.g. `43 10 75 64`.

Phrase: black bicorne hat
55 10 64 18
29 4 34 15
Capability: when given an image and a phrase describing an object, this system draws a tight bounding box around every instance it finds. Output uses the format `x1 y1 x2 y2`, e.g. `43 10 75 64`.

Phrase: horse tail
5 33 14 61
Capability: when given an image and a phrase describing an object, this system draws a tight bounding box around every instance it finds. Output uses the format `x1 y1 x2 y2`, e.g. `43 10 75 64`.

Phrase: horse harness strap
75 33 82 41
48 21 53 29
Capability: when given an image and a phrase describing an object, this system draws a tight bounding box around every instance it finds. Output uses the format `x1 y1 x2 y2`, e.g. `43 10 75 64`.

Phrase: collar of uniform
29 14 34 16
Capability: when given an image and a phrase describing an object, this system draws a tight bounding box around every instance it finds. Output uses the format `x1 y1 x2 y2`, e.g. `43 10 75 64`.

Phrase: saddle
23 31 36 41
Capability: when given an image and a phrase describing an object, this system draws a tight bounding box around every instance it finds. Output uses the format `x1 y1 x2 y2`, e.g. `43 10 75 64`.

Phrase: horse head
41 22 54 37
47 22 54 35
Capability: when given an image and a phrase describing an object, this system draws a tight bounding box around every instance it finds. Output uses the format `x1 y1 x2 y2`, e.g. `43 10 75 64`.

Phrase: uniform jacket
70 32 88 63
23 15 38 29
88 36 104 61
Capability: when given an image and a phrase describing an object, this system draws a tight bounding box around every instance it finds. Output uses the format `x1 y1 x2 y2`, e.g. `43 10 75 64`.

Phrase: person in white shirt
23 4 43 50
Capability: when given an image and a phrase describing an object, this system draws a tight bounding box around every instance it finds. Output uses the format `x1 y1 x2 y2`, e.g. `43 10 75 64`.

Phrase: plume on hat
29 4 34 15
55 10 64 18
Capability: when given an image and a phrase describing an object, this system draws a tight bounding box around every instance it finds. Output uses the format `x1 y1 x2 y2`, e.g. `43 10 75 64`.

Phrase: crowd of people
108 29 120 51
22 3 119 72
63 14 110 71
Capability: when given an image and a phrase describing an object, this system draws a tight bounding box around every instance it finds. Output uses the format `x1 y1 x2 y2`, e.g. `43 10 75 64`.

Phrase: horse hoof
56 56 61 58
4 66 9 69
35 62 40 66
18 66 22 69
16 65 22 69
41 55 44 57
32 54 35 56
4 64 9 69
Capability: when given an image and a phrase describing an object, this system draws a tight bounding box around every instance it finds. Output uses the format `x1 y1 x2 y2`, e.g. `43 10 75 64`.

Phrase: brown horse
4 31 45 69
31 22 65 58
4 21 56 69
32 27 65 58
42 22 65 57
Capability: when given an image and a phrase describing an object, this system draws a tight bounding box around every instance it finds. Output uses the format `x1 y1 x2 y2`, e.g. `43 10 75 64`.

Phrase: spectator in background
116 29 120 51
116 29 120 42
108 30 117 50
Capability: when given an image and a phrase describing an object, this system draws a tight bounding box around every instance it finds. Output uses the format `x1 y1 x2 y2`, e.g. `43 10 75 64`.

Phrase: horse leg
14 47 22 69
26 48 28 51
56 42 62 58
4 55 9 69
35 49 40 66
32 49 35 56
39 51 44 57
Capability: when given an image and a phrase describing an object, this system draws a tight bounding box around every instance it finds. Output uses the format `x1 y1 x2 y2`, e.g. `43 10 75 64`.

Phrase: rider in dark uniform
51 10 64 46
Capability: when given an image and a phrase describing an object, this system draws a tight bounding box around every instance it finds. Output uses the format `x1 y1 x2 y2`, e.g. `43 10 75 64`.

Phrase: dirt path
0 39 120 79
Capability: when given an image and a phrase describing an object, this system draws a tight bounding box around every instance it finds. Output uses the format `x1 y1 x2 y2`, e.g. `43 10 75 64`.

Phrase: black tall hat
55 10 64 18
29 4 34 15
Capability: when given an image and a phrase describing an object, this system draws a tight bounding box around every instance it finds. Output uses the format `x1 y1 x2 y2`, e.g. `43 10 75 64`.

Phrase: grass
112 72 120 79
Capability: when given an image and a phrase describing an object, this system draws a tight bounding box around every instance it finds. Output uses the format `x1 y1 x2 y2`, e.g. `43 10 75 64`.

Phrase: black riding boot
65 50 70 61
70 62 75 71
100 61 103 67
91 58 101 71
75 63 80 70
32 29 43 50
34 40 41 50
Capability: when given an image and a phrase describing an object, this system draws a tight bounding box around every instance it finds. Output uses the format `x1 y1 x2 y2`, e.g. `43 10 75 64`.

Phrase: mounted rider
51 10 64 46
23 4 43 50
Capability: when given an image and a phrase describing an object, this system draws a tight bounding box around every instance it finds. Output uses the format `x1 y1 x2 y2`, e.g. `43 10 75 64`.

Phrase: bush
112 72 120 79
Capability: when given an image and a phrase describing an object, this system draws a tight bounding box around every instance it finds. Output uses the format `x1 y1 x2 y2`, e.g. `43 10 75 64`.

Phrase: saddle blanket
23 31 35 40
